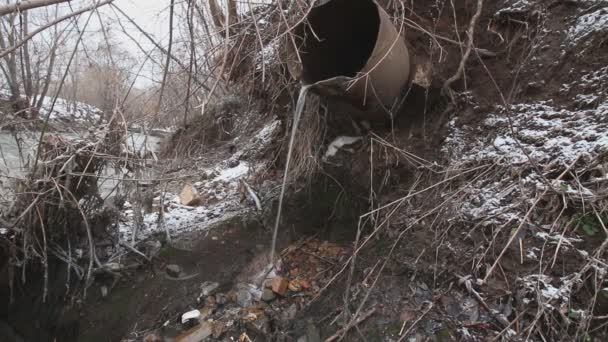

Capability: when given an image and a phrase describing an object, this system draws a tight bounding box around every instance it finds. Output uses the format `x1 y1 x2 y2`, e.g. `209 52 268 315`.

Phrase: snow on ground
0 89 102 125
38 96 102 124
495 0 537 17
119 120 281 241
444 66 608 227
119 161 256 241
567 7 608 47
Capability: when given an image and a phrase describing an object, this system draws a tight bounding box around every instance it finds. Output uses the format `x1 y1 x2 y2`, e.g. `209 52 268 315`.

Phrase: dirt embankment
2 0 608 341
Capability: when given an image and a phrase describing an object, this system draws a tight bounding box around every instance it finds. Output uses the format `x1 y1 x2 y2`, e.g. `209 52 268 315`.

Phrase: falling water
270 85 311 263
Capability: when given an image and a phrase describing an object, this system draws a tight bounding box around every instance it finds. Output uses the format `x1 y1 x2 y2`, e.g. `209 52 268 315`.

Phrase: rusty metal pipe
290 0 411 119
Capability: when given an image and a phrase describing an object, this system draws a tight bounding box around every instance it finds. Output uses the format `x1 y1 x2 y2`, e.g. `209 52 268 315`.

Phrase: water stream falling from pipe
270 84 311 264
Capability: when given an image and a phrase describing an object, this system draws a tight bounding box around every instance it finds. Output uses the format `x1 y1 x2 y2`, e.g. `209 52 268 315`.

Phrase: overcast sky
23 0 179 88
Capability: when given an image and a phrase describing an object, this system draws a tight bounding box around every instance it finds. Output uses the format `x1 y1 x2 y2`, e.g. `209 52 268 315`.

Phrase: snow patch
567 8 608 46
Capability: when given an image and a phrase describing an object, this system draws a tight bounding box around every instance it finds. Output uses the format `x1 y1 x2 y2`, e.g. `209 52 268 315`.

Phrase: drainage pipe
289 0 411 119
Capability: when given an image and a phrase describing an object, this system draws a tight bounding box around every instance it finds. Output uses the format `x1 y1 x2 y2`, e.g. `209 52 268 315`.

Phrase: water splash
270 85 311 263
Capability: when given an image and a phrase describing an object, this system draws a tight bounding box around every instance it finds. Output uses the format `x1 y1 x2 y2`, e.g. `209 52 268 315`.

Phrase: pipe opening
296 0 380 84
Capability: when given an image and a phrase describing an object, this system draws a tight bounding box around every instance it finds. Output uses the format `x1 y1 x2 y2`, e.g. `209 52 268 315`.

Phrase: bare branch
0 0 70 17
0 0 115 59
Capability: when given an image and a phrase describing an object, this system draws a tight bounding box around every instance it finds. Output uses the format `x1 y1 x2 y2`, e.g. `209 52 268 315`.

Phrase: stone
270 276 289 296
179 184 201 206
175 322 213 342
181 309 201 324
282 303 298 321
237 289 253 307
166 264 182 277
200 281 220 297
261 288 276 302
227 159 240 168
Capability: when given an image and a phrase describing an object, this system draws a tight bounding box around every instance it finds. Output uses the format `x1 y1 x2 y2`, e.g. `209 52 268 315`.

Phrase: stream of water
270 85 311 262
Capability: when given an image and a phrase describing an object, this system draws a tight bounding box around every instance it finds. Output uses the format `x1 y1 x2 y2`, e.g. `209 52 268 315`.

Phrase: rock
166 264 182 277
282 303 298 321
179 184 201 206
261 288 276 302
200 281 220 297
227 159 240 168
269 276 289 296
181 309 201 324
175 322 213 342
237 289 253 307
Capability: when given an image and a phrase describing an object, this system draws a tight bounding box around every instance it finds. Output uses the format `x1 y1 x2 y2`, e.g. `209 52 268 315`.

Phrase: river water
0 131 162 196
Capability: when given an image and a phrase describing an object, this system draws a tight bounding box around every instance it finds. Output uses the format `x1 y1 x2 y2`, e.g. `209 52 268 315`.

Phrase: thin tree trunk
208 0 225 28
184 0 195 126
22 12 33 100
36 41 57 109
155 0 175 116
